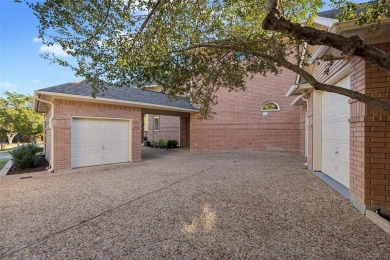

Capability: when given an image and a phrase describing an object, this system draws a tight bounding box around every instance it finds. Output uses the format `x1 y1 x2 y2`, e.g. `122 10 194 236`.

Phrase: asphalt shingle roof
317 1 376 19
37 80 198 111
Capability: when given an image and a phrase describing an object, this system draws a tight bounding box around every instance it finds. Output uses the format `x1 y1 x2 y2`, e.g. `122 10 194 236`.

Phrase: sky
0 0 82 97
0 0 340 97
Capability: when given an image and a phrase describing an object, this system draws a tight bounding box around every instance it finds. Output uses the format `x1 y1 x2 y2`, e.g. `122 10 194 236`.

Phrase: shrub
9 144 43 170
151 140 158 148
158 139 166 148
167 140 178 149
146 140 151 147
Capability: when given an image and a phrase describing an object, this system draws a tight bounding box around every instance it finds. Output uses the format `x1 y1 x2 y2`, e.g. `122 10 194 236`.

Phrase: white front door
71 118 130 168
321 76 350 188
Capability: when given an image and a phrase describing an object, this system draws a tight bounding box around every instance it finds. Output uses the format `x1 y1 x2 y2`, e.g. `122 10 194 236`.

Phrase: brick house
144 72 301 153
286 10 390 212
34 9 390 215
34 80 198 170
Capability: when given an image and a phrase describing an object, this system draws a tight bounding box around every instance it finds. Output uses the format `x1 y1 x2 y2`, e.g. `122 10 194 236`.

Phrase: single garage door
71 118 130 168
321 76 350 188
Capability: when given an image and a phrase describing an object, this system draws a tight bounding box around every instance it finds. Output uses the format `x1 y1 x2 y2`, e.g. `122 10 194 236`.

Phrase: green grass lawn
0 158 10 170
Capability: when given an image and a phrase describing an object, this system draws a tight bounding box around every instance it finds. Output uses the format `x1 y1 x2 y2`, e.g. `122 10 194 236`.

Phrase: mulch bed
7 156 49 175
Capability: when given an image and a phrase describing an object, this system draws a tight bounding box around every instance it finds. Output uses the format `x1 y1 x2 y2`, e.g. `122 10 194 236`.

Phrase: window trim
153 115 160 131
260 101 281 112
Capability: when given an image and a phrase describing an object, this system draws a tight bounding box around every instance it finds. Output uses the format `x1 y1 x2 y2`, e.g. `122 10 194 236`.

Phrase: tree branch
175 42 390 111
262 0 390 72
129 0 166 50
82 0 112 43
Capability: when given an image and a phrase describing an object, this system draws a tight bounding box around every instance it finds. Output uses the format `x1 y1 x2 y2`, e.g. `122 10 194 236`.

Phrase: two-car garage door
71 118 131 168
321 76 350 188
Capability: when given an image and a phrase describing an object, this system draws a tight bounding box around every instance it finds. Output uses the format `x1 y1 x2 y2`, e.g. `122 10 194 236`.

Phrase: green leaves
18 0 389 117
0 91 44 140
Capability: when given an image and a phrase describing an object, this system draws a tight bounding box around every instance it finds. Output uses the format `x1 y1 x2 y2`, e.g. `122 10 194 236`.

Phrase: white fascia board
285 82 312 97
307 16 338 64
314 16 339 28
144 84 160 88
286 85 299 97
290 95 304 106
35 91 199 113
308 45 330 64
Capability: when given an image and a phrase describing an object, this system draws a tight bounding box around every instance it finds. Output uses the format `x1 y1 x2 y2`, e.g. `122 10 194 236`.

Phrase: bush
9 144 43 170
167 140 178 149
166 140 178 149
158 139 166 148
146 140 151 147
151 140 158 148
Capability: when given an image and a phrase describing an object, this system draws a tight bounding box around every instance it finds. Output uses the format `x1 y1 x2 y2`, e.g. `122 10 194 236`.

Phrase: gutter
35 91 199 113
35 93 55 172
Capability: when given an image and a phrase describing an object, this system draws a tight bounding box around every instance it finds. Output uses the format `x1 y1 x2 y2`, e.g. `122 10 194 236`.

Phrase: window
261 101 280 111
143 114 149 131
153 116 160 131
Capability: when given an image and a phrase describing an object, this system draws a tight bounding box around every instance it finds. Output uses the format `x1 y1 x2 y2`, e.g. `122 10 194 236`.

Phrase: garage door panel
117 142 128 150
72 118 130 168
72 143 89 154
321 76 350 188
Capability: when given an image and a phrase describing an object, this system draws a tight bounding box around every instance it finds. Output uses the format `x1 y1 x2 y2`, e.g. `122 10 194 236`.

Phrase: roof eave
35 91 199 113
286 83 312 97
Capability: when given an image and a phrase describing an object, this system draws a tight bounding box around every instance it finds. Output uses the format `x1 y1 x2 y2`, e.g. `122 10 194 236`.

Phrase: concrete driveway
0 152 11 159
1 148 389 259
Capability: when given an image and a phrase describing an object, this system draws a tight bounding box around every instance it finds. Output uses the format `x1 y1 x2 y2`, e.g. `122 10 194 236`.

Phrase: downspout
301 92 309 168
178 117 181 148
35 94 55 172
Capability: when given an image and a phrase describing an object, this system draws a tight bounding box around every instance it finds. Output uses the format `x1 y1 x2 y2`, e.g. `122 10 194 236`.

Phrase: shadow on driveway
1 150 389 258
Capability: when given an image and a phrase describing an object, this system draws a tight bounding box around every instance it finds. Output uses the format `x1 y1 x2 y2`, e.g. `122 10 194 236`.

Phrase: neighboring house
34 80 198 170
286 10 390 212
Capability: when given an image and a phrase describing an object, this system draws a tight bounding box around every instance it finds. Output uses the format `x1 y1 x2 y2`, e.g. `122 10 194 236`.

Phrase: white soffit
286 82 312 97
313 16 338 28
290 94 307 106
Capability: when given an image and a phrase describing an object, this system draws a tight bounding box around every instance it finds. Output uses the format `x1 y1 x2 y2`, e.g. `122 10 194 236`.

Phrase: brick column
349 43 390 212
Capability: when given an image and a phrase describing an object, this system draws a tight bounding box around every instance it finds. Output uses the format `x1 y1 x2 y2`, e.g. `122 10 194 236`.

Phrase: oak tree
19 0 390 118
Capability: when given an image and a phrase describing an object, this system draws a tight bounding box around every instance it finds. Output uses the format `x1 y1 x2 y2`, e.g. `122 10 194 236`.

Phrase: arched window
261 101 280 111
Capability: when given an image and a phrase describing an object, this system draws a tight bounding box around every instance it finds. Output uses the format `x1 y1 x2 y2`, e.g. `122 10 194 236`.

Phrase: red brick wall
44 106 52 166
299 106 306 156
306 93 314 170
146 115 180 142
361 42 390 209
51 99 142 170
190 71 301 153
349 56 367 205
308 43 390 210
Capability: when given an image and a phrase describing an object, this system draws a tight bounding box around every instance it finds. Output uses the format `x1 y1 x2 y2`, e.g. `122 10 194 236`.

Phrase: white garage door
321 76 350 188
71 118 130 168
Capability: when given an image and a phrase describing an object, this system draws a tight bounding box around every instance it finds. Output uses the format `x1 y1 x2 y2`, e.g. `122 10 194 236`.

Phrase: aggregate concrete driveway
1 148 389 259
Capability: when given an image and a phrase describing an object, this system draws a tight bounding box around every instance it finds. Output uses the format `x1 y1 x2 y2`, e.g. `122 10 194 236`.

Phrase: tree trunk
6 133 17 145
262 0 390 72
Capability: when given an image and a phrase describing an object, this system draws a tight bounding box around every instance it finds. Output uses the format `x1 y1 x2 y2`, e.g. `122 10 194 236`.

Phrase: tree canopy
0 91 44 144
19 0 390 118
